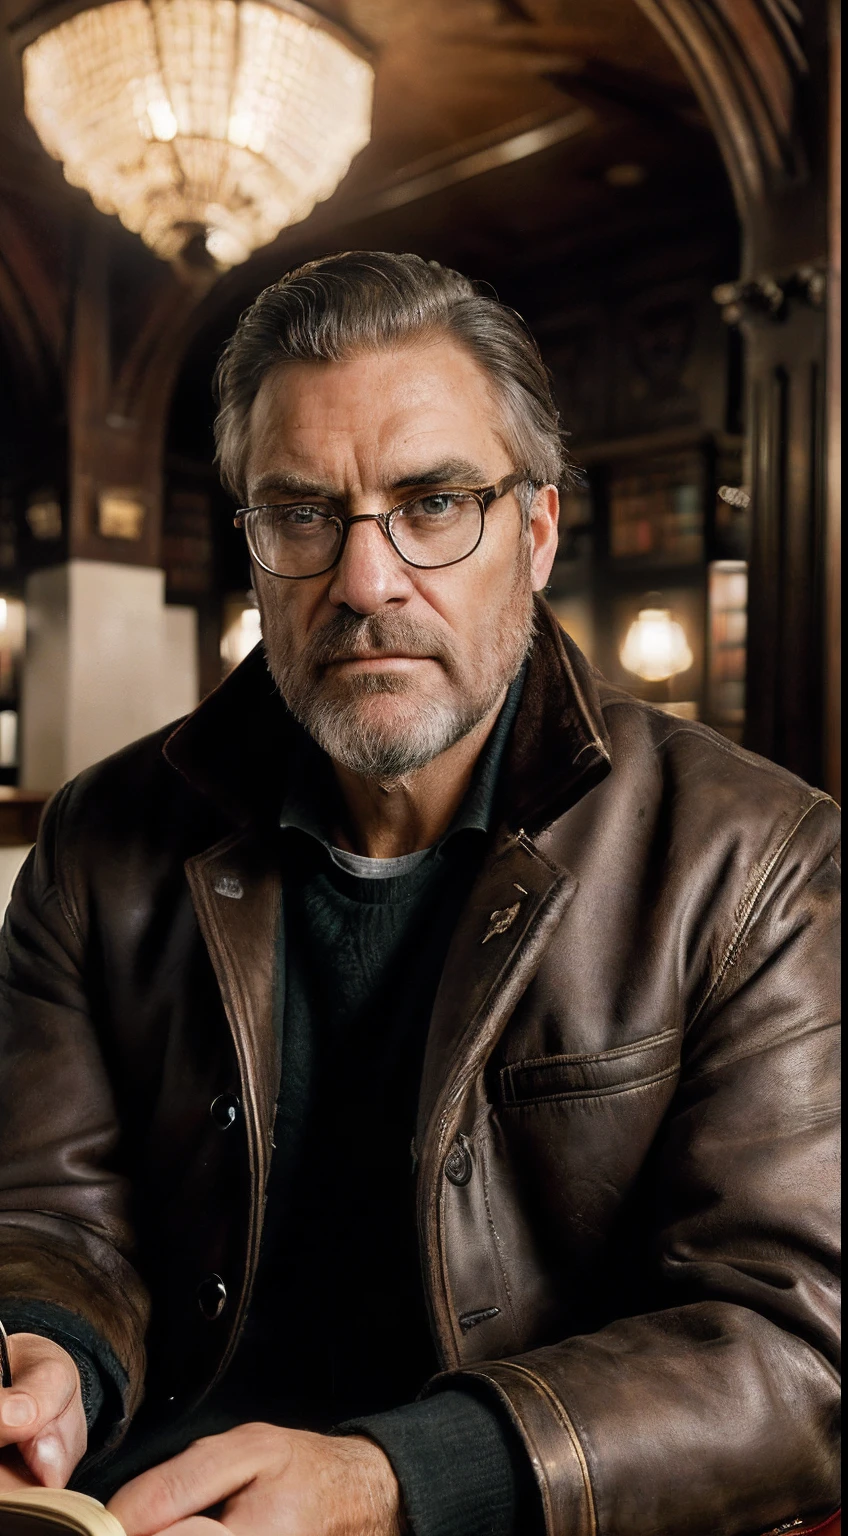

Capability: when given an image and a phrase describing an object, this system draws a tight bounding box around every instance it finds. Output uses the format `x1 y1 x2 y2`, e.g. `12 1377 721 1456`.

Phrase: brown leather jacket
0 602 840 1535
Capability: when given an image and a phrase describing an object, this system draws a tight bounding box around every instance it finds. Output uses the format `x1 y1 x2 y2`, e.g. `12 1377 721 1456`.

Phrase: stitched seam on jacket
690 798 836 1028
515 828 562 875
506 1026 677 1074
489 1359 598 1536
555 628 612 768
788 1510 842 1535
48 783 84 950
502 1063 679 1106
478 1136 515 1324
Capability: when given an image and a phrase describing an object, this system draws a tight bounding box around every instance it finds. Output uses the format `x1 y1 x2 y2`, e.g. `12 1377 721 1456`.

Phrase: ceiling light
20 0 374 269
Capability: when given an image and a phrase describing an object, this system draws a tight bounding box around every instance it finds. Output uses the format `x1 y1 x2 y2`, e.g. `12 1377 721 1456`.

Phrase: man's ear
529 485 560 591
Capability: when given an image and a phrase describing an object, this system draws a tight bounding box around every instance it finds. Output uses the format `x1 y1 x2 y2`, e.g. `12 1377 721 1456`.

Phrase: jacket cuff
426 1363 594 1536
337 1384 541 1536
0 1299 128 1450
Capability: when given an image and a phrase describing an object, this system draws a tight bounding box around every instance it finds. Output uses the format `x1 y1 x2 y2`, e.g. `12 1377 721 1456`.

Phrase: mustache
304 611 455 668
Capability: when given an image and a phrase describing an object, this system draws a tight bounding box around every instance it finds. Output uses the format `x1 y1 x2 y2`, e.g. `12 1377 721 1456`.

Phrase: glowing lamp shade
620 607 694 683
21 0 374 268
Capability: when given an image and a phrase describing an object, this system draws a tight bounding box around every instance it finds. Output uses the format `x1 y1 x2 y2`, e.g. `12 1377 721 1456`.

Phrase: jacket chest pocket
499 1026 680 1105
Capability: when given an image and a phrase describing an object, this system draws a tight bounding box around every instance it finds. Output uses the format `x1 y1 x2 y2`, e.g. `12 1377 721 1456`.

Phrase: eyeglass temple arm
483 470 532 508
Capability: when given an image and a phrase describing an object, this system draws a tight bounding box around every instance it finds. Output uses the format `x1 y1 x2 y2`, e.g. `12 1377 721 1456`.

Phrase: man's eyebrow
248 460 490 502
392 460 487 489
249 471 337 501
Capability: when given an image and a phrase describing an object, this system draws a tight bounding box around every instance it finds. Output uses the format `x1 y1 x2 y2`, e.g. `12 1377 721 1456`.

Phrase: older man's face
244 337 559 779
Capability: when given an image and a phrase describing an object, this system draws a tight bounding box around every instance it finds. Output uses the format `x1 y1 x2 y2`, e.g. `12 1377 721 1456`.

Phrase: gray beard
294 666 512 780
260 576 535 783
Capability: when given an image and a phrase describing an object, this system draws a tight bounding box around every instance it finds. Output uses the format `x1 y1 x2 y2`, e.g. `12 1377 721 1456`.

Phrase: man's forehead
244 340 510 494
249 342 496 426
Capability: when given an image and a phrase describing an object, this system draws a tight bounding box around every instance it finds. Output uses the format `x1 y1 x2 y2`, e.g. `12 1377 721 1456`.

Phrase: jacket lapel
184 834 282 1172
416 829 577 1151
183 830 281 1357
165 646 292 1213
417 600 611 1147
415 829 580 1364
413 604 612 1360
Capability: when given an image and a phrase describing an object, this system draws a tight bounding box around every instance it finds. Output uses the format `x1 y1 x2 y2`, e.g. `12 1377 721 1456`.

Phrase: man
0 252 839 1536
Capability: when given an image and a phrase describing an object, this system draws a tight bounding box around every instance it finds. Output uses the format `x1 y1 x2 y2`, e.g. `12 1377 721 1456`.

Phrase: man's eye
281 505 329 526
413 493 461 516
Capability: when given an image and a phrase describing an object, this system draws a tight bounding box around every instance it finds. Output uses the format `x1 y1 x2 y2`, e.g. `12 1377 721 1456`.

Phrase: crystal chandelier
20 0 374 268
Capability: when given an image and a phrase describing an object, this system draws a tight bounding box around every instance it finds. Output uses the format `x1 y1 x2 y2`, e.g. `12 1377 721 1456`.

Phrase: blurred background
0 0 841 901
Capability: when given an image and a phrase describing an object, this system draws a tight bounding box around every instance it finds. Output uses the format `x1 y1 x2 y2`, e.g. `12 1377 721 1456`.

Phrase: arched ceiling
0 0 733 283
0 0 738 468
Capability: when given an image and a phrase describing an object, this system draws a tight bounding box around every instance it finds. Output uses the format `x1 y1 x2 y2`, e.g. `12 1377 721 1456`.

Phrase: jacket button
196 1274 227 1320
210 1092 240 1130
444 1136 473 1187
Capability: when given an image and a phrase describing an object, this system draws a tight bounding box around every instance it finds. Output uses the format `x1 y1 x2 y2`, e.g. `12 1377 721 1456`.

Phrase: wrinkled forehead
244 338 515 497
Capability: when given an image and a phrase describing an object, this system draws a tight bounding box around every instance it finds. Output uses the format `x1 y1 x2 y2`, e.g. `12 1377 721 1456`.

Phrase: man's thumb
22 1431 71 1489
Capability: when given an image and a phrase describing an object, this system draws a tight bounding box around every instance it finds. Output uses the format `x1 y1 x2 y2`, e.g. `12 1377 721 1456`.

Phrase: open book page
0 1488 125 1535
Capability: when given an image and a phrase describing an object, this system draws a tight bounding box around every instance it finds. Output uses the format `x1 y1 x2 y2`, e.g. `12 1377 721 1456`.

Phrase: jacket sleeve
430 797 841 1536
341 1383 543 1536
0 784 149 1428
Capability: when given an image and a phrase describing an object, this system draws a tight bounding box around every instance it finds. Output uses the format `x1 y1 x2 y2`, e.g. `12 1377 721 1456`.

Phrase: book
0 1488 124 1535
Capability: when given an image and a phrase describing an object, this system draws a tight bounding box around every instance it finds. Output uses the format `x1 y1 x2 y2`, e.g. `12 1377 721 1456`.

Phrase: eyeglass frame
233 469 530 579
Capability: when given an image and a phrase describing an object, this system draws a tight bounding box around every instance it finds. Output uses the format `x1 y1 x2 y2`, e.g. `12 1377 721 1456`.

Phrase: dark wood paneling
741 292 827 785
0 787 47 845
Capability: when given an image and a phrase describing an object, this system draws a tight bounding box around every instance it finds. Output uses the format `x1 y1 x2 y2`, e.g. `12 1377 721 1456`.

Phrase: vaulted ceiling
0 0 738 489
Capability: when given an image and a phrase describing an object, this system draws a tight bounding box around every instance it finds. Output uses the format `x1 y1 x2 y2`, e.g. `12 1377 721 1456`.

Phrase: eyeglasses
233 470 529 579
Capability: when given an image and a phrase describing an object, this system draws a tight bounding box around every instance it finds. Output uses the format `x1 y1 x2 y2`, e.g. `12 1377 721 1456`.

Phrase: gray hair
213 251 572 507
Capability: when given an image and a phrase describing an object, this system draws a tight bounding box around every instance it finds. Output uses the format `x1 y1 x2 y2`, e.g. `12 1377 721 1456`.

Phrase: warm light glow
0 710 18 769
604 162 646 187
0 598 27 655
221 599 262 671
620 607 694 682
22 0 374 268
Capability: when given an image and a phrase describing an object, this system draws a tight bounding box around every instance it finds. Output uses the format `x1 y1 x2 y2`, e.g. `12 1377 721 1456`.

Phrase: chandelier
20 0 374 269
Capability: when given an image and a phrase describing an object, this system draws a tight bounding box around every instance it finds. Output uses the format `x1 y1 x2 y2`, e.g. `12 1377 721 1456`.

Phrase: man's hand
0 1333 86 1491
107 1423 405 1536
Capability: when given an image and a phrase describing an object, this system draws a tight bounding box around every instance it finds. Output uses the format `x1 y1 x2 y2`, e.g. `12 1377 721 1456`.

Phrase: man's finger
108 1428 283 1536
0 1338 79 1447
0 1336 86 1489
0 1392 38 1437
17 1416 86 1490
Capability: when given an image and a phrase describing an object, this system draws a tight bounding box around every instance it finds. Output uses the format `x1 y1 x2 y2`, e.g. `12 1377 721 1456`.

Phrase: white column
20 561 199 791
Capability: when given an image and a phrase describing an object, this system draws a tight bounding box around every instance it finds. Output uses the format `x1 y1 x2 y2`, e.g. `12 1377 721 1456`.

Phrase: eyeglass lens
246 490 485 576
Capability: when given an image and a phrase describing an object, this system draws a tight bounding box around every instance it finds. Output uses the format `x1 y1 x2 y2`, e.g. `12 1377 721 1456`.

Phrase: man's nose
327 517 415 613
